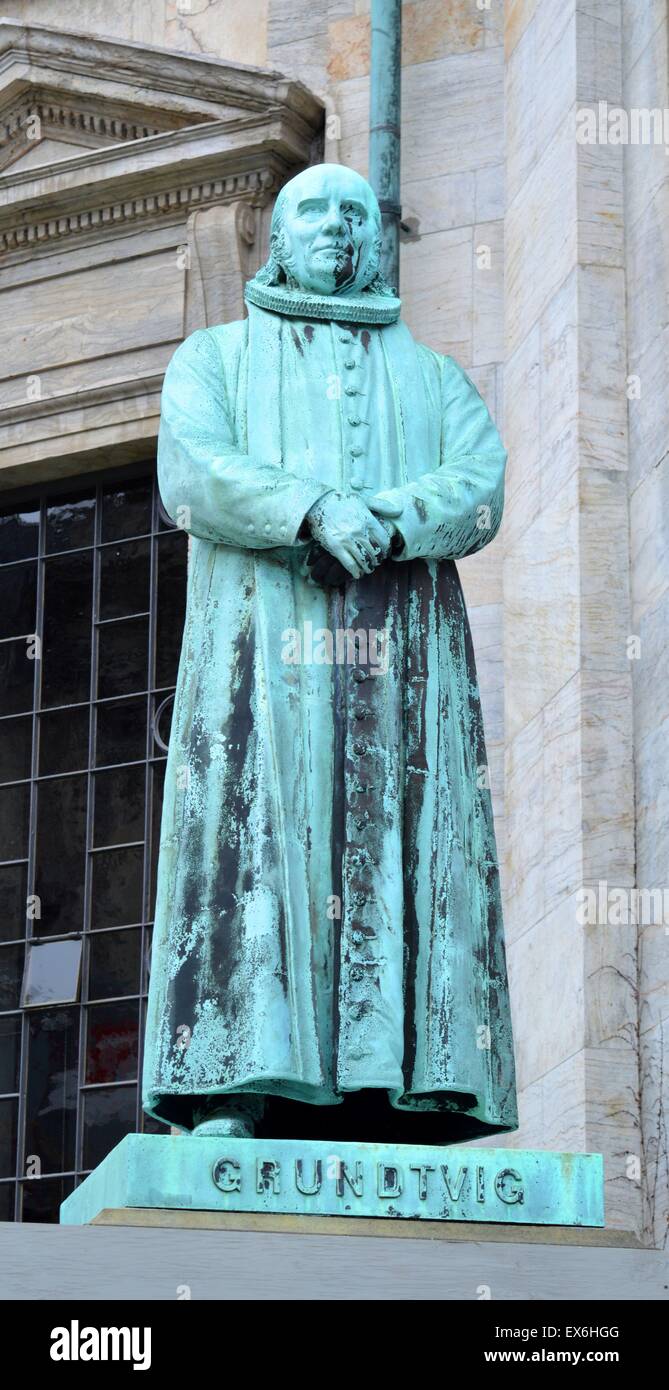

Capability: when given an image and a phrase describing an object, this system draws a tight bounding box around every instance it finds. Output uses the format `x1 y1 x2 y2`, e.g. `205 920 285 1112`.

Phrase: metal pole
369 0 402 291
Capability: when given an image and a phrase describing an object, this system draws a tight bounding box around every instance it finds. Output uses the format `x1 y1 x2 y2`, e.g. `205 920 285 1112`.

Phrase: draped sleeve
157 327 332 548
374 353 506 562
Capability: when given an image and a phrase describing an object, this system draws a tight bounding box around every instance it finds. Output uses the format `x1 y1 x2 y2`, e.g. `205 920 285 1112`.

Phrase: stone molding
0 165 276 256
0 21 324 485
0 19 321 123
0 86 204 173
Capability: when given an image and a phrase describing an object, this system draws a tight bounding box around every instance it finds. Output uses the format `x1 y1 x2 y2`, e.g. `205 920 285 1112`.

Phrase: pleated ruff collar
244 277 402 325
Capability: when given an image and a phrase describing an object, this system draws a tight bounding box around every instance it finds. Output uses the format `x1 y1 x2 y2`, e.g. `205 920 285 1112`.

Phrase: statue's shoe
192 1109 255 1139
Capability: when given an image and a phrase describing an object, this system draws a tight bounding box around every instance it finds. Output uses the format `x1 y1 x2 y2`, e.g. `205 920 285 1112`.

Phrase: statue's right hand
305 492 392 579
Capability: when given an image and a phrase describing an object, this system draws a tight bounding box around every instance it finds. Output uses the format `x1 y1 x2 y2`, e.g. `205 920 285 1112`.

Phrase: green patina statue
142 162 518 1145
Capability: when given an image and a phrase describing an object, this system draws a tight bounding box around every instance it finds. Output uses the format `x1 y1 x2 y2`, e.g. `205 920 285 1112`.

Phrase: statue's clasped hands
304 491 403 585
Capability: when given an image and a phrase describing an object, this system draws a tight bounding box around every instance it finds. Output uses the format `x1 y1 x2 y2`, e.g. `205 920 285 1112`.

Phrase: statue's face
277 165 380 296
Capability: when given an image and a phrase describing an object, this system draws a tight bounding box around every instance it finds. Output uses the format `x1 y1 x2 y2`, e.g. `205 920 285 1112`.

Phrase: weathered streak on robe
142 308 518 1141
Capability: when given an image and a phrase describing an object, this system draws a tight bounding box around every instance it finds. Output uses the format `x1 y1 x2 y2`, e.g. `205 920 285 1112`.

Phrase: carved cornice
0 20 323 126
0 110 317 259
0 167 275 255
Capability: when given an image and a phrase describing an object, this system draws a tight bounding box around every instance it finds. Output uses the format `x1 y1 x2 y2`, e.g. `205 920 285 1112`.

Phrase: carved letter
441 1165 468 1202
257 1158 281 1194
212 1158 241 1193
335 1161 364 1198
410 1164 435 1200
495 1168 524 1205
377 1163 402 1199
295 1158 322 1195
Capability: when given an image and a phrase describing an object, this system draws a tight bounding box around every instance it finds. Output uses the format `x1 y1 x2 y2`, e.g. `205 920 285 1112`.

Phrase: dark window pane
155 531 187 688
21 939 82 1007
0 506 39 563
98 615 148 699
82 1085 136 1172
35 776 86 935
91 845 143 930
89 928 141 1001
96 697 146 767
0 783 30 861
0 863 27 943
149 761 166 920
39 706 89 776
21 1174 74 1223
102 479 152 543
42 551 92 707
94 765 144 849
0 944 24 1010
0 715 32 784
0 562 36 640
0 1013 21 1092
99 539 150 621
0 470 173 1221
0 638 35 717
46 490 95 553
0 1182 15 1219
0 1097 18 1178
85 999 139 1084
25 1007 78 1176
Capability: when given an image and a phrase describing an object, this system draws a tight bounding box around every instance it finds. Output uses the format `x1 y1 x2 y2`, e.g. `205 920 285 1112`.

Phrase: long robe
141 299 518 1143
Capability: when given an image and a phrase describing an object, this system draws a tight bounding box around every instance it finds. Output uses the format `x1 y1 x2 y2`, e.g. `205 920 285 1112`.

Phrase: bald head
268 164 382 297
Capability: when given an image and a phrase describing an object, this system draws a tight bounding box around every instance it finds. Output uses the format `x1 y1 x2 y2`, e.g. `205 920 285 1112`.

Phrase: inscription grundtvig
211 1154 525 1207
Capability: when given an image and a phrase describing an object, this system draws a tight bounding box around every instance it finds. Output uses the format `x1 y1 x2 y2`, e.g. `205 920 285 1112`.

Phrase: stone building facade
0 0 666 1249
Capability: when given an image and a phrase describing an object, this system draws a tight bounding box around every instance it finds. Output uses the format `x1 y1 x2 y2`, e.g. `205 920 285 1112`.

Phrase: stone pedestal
60 1133 604 1229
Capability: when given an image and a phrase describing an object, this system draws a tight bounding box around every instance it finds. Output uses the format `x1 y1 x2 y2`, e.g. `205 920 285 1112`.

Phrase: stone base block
60 1134 604 1228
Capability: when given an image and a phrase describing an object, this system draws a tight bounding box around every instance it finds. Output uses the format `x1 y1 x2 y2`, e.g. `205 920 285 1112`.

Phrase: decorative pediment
0 19 322 178
0 85 207 174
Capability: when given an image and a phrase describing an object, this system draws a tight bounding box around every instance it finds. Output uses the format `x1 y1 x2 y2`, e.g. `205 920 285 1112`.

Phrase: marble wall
501 0 647 1238
622 0 669 1251
11 1 269 66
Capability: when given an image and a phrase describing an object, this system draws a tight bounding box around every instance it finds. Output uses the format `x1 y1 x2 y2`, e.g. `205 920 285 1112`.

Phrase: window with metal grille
0 465 187 1222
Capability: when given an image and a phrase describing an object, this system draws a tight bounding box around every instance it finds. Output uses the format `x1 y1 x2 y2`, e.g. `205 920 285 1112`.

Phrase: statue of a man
142 163 518 1144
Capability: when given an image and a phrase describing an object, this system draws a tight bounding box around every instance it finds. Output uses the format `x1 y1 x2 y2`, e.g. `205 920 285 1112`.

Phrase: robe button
352 669 367 682
353 741 366 756
247 523 255 533
353 704 367 720
344 386 359 396
339 334 352 343
350 446 364 457
348 416 362 426
279 525 287 536
344 360 356 369
350 966 364 982
264 523 271 534
350 477 364 491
